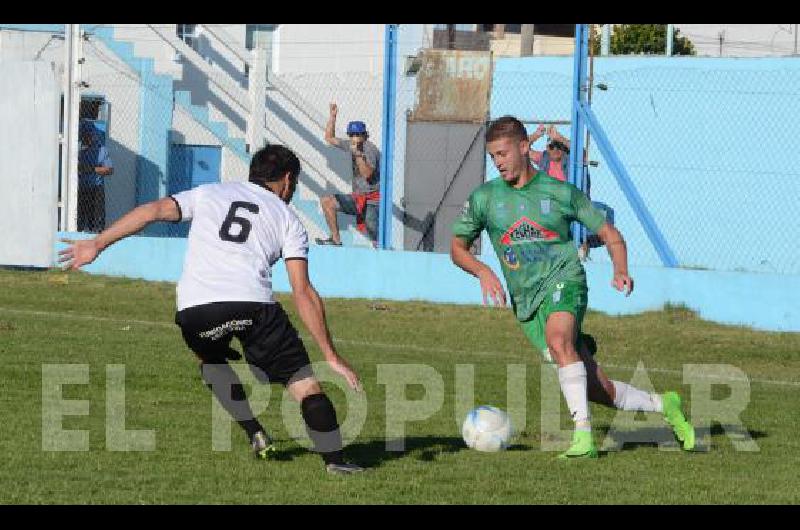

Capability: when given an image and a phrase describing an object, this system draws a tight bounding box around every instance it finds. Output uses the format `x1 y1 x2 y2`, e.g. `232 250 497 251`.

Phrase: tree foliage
591 24 696 55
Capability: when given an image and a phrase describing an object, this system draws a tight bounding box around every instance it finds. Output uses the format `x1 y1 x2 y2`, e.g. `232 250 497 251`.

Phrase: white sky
674 24 799 57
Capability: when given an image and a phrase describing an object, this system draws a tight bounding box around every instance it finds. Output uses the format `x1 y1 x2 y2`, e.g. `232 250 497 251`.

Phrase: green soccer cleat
251 431 277 460
558 430 598 460
662 391 696 451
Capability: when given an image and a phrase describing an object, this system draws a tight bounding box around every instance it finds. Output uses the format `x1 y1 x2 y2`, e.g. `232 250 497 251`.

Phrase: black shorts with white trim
175 301 313 386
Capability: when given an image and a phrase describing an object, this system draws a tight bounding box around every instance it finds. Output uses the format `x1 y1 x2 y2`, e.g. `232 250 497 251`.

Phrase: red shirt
531 151 566 182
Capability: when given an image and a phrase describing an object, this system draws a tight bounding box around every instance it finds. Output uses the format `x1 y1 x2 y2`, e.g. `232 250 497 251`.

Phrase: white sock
558 362 591 432
612 381 663 413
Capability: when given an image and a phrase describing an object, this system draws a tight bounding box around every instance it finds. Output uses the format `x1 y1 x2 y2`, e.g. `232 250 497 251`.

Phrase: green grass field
1 268 799 504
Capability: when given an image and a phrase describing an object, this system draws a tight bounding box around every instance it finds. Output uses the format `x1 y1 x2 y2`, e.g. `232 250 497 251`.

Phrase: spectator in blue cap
316 102 381 247
77 120 113 232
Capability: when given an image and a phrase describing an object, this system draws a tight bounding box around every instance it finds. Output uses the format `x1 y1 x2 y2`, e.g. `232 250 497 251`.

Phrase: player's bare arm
285 257 363 391
59 197 180 270
596 222 633 296
450 236 506 307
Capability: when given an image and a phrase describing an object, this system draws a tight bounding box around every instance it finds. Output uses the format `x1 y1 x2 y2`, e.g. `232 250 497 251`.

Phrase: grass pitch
0 269 798 504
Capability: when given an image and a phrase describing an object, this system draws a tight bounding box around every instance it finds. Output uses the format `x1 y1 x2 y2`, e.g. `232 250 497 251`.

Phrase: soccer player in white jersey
59 145 364 474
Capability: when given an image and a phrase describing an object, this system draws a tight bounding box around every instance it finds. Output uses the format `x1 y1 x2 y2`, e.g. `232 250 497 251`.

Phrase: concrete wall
109 24 251 186
53 231 800 332
272 24 385 75
0 27 142 225
0 61 59 267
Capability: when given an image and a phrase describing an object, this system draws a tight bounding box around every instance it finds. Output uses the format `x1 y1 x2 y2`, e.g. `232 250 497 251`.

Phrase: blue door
168 144 222 236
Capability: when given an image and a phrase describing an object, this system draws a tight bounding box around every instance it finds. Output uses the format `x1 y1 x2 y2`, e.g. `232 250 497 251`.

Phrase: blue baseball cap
346 121 367 135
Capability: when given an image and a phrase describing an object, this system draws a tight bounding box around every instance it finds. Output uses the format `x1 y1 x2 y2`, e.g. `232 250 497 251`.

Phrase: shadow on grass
262 435 534 468
594 424 767 455
346 436 466 468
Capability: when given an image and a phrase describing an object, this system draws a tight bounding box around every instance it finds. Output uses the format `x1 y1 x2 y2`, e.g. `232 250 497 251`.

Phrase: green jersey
452 171 607 322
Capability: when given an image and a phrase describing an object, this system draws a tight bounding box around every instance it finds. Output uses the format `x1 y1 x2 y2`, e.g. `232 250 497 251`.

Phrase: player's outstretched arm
58 197 180 270
285 258 362 392
450 236 507 307
595 222 633 296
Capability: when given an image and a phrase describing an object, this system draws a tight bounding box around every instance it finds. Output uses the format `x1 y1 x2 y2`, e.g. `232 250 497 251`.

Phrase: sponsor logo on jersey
502 246 520 270
540 199 551 215
552 283 565 303
500 216 559 245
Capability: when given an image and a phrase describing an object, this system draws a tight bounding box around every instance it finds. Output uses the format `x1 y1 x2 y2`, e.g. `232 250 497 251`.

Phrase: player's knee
287 376 323 402
546 335 572 360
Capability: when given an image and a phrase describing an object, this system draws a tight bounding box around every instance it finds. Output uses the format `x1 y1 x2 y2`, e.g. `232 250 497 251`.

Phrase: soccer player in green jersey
451 116 695 459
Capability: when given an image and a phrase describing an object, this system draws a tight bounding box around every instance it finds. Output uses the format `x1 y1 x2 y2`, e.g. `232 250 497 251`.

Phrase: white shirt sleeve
282 211 309 260
170 188 198 222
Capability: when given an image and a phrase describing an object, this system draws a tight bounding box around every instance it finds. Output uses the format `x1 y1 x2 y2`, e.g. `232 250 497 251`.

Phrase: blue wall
491 56 800 276
55 232 800 332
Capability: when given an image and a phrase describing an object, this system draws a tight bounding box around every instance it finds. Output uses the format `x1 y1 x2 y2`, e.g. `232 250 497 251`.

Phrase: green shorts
518 281 588 364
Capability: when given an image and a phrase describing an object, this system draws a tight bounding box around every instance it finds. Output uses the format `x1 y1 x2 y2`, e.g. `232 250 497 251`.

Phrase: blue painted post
569 24 590 244
378 24 397 250
578 101 679 267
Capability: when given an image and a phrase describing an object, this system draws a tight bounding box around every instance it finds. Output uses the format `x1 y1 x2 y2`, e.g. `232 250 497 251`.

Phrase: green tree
591 24 696 55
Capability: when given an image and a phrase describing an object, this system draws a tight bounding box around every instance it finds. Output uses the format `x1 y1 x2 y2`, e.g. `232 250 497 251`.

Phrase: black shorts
174 301 313 386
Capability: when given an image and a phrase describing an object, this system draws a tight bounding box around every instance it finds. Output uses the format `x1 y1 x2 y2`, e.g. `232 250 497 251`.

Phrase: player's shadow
343 436 534 468
257 436 469 465
342 436 465 468
262 435 533 465
594 424 767 454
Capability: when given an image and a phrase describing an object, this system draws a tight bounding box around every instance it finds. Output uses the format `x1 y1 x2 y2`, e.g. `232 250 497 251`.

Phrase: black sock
300 393 344 465
199 363 263 441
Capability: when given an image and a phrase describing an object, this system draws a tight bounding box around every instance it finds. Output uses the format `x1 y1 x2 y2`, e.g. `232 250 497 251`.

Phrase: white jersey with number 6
170 182 309 311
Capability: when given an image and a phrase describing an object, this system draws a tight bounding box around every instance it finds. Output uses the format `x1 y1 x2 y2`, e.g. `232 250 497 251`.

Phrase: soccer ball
462 405 513 452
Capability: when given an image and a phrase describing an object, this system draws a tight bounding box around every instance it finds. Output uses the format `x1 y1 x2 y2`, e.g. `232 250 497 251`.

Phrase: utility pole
61 24 83 233
718 29 725 57
447 24 456 50
601 24 610 55
666 24 674 56
520 24 535 56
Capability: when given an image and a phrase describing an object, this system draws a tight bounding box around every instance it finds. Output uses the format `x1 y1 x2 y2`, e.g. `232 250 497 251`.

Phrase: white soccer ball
462 405 513 452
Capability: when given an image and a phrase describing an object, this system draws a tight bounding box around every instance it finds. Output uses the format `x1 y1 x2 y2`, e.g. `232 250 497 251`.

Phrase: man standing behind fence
77 120 113 233
316 103 381 247
528 124 570 182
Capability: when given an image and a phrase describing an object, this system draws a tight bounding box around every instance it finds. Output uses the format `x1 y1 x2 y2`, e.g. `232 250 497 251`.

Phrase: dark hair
249 144 301 185
486 116 528 143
